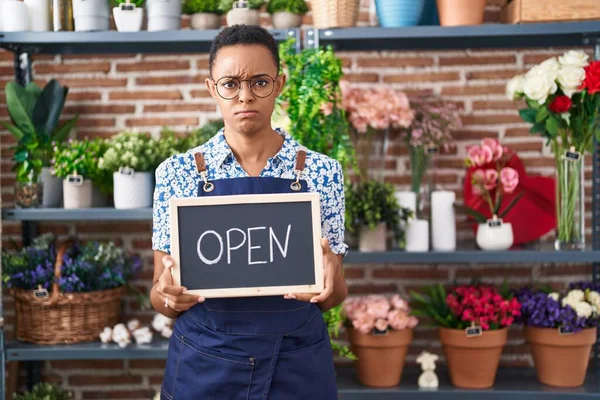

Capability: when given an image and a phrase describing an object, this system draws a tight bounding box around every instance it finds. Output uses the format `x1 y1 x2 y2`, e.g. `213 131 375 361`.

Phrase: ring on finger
164 297 169 308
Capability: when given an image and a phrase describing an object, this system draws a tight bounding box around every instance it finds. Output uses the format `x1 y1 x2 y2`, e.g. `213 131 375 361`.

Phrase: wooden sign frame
169 192 324 298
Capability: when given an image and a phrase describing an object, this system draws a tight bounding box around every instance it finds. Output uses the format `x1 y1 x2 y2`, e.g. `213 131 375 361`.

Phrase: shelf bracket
303 28 319 50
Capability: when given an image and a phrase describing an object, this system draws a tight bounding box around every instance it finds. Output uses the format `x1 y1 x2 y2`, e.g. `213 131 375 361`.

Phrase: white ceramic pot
146 0 181 31
226 7 259 26
25 0 51 31
359 223 387 252
1 0 31 31
272 11 302 28
113 169 153 209
405 219 429 252
40 167 63 207
63 176 92 209
72 0 110 31
190 12 220 29
476 217 514 251
113 4 144 31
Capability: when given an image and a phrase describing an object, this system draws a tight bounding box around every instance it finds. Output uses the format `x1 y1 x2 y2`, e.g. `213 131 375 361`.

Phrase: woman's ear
274 74 287 97
205 77 218 99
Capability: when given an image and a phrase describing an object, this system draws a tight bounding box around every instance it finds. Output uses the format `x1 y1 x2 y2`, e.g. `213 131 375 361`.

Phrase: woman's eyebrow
218 73 272 80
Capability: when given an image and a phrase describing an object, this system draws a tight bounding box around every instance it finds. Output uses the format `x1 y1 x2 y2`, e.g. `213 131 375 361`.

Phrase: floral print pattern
152 128 348 256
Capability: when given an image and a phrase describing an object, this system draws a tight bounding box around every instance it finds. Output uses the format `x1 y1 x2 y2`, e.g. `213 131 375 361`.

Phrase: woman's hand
284 238 347 310
155 255 205 313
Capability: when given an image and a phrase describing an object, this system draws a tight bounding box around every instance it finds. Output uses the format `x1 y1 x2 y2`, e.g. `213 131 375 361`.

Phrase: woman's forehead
213 45 277 78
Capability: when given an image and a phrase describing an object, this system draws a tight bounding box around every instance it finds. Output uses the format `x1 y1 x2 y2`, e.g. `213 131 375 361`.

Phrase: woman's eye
254 80 268 87
222 81 238 89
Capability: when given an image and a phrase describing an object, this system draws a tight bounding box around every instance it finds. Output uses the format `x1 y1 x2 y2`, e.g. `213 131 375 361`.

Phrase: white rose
506 74 526 100
557 66 586 97
575 301 593 318
567 289 585 302
535 57 560 81
548 292 560 302
558 50 589 68
524 73 557 104
587 291 600 307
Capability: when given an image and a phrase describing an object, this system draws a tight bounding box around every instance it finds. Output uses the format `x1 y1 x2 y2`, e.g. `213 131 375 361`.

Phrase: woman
151 25 349 399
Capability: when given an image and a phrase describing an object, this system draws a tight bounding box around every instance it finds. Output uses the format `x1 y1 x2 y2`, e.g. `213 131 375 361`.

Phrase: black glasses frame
210 74 279 100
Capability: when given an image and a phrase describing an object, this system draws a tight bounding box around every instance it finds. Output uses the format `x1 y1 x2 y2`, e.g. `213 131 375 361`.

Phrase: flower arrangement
13 382 73 400
266 0 308 15
506 50 600 248
343 294 418 335
464 138 522 223
401 96 461 200
2 234 142 293
411 283 522 331
183 0 222 14
99 131 162 173
514 285 600 333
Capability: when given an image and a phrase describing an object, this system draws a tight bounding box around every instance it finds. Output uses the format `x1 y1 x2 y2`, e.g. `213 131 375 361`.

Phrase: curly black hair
208 25 280 76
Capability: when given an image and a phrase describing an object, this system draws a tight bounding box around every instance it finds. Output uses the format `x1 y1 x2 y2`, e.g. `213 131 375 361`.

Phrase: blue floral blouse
152 128 349 256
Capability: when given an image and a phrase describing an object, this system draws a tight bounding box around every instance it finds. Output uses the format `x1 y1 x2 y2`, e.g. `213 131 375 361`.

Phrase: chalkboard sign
169 193 324 298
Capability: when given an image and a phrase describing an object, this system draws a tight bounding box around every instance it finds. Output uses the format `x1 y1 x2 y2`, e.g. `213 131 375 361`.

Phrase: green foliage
51 138 111 192
277 38 356 175
183 119 225 149
322 304 356 360
345 179 412 248
99 131 163 173
266 0 308 14
218 0 264 12
183 0 222 14
112 0 145 6
14 383 73 400
2 79 77 183
410 284 458 329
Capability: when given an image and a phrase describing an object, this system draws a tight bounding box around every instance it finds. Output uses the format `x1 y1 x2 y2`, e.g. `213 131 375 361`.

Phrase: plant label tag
119 166 135 176
67 175 83 186
426 146 439 154
465 325 482 337
372 327 389 337
488 219 502 228
120 3 135 10
565 150 580 161
558 326 574 335
33 287 49 299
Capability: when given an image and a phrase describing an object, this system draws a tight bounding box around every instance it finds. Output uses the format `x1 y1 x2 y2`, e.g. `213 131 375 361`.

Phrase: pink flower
366 296 391 319
500 167 519 193
387 309 408 330
375 318 389 332
482 138 503 161
352 311 376 334
483 169 499 191
343 297 366 320
391 294 409 311
407 316 418 329
467 145 493 166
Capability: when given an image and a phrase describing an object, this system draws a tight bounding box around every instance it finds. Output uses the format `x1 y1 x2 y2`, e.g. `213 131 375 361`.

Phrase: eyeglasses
212 74 277 100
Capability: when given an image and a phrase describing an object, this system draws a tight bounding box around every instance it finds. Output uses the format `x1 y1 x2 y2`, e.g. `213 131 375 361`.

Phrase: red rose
549 95 572 113
581 61 600 94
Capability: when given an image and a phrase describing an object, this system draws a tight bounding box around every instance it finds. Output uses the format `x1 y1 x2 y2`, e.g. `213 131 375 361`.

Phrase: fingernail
181 287 187 291
310 298 318 303
197 297 205 303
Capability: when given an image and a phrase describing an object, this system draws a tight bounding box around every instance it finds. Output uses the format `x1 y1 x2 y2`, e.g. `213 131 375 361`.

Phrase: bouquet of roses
343 294 419 335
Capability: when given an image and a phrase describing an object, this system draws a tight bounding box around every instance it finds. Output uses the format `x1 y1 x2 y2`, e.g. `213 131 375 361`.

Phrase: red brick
136 75 205 85
35 62 111 74
348 284 398 294
74 222 151 234
50 360 124 369
342 268 364 279
384 72 460 83
125 117 199 127
190 90 213 99
505 127 531 137
129 360 166 369
522 157 556 168
132 239 152 249
372 267 448 279
356 57 434 68
472 100 522 110
505 141 543 152
116 61 190 72
69 374 143 385
76 118 116 128
460 114 524 125
0 66 15 76
455 266 532 278
343 73 379 83
60 78 127 88
466 69 524 80
538 264 592 276
439 55 516 66
455 129 500 140
110 91 182 100
64 105 136 115
66 92 103 101
143 104 216 113
82 390 155 399
385 174 457 186
442 85 506 96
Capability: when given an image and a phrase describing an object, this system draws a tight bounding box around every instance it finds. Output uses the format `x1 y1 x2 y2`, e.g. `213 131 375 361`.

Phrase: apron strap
290 148 307 191
194 152 214 193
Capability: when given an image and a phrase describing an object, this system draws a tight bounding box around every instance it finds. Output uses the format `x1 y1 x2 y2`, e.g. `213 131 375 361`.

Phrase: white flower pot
476 218 514 251
63 176 92 209
405 219 429 252
272 11 302 29
113 170 153 209
72 0 110 31
25 0 51 31
1 0 30 31
359 223 387 252
226 7 259 26
40 167 62 207
146 0 181 31
190 12 220 29
113 4 144 31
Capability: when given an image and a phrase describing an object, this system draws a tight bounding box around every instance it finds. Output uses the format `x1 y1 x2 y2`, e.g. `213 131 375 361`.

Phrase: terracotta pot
347 327 413 388
524 326 596 387
436 0 486 26
439 327 507 389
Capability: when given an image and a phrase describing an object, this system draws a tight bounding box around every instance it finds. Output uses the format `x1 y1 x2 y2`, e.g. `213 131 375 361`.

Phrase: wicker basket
311 0 360 29
11 241 125 345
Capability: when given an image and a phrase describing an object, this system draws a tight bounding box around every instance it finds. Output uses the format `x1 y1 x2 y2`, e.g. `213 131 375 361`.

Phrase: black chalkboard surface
169 193 324 298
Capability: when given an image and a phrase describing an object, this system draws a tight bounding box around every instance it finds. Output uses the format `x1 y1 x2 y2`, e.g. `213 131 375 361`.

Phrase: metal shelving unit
1 20 600 399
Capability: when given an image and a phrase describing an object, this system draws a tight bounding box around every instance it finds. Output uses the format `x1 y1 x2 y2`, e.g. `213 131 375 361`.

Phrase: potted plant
51 138 107 209
219 0 264 26
343 294 418 387
147 0 182 31
462 138 523 251
1 79 78 208
375 0 425 27
411 283 522 389
99 131 163 209
436 0 486 26
183 0 222 29
507 50 600 251
266 0 307 29
112 0 145 31
13 382 73 399
514 282 600 387
345 179 412 252
72 0 111 31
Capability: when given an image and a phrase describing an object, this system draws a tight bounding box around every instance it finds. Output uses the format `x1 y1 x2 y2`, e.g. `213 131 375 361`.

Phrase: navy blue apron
161 149 338 400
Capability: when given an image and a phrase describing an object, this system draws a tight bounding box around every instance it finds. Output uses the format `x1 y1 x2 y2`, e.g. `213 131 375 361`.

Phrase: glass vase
15 180 42 208
409 145 436 218
554 150 585 251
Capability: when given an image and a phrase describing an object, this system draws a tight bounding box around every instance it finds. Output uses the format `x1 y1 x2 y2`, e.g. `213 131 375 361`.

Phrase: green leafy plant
51 138 111 192
218 0 264 12
14 383 73 400
322 304 356 360
277 38 355 176
183 0 222 14
99 131 163 173
345 179 412 249
266 0 308 14
113 0 145 6
1 79 78 183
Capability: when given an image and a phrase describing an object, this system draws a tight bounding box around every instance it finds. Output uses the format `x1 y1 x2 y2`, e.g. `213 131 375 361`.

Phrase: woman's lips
235 110 258 118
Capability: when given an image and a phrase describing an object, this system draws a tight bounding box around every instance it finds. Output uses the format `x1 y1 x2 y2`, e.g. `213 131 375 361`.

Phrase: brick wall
0 0 596 398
